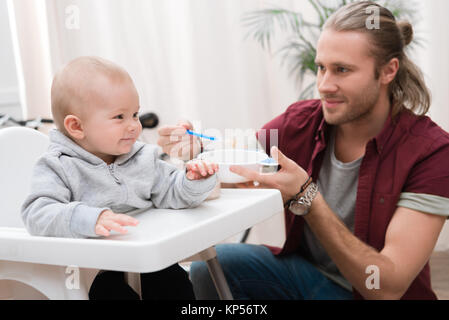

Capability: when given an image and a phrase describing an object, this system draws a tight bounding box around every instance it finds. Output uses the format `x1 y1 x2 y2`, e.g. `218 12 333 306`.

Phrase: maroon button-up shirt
257 99 449 300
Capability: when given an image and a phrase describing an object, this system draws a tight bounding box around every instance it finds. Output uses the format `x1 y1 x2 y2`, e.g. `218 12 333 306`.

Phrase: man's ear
380 58 400 86
64 115 84 140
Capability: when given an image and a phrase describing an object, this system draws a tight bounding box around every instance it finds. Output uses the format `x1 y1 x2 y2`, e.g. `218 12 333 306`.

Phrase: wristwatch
288 182 319 216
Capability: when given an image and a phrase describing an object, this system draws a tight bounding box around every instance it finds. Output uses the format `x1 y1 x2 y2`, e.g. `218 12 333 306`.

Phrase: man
157 1 449 299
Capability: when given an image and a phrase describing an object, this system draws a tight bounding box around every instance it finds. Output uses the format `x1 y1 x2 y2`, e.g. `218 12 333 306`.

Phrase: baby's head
51 56 142 164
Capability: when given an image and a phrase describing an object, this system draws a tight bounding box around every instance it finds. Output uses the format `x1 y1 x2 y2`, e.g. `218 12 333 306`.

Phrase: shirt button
379 197 385 204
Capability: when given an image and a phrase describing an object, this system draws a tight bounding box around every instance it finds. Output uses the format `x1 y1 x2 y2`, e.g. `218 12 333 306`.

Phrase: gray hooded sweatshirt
21 129 217 238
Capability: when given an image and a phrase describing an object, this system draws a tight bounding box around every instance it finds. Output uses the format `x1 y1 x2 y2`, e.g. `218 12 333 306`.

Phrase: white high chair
0 127 98 299
0 127 284 300
0 127 226 300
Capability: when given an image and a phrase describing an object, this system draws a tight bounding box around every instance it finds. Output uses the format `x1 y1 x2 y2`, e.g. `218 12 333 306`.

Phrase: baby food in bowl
197 149 269 183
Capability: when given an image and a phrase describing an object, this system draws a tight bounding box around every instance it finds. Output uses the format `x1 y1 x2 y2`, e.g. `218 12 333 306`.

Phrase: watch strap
284 176 312 209
289 182 319 216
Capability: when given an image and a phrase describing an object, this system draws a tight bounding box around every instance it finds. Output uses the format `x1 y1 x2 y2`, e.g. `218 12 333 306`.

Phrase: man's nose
318 72 338 94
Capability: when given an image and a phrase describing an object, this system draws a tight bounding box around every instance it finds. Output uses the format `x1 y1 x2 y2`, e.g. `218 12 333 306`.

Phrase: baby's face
79 76 142 163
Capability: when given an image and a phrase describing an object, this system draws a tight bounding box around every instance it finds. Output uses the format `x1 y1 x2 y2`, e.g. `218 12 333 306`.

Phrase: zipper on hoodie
108 164 121 184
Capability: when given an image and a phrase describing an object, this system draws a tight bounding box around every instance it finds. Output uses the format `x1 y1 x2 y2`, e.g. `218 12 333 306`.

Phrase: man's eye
316 65 325 72
337 67 349 73
133 112 139 118
114 115 124 119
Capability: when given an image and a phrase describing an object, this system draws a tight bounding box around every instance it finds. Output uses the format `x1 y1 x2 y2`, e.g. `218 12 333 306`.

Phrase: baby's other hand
95 210 139 237
186 160 219 180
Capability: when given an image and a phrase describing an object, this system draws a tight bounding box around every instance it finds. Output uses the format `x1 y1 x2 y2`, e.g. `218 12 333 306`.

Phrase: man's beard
322 82 381 126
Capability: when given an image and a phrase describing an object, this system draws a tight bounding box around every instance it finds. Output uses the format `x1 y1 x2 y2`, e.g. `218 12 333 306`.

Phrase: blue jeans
190 243 353 300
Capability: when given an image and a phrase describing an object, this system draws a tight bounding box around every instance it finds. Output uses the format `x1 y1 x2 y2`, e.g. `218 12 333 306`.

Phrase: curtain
19 0 312 133
6 0 53 119
8 0 449 130
417 0 449 132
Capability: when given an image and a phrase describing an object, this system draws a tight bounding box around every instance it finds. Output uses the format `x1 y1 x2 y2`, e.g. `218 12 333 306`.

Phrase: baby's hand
95 210 139 237
186 159 219 180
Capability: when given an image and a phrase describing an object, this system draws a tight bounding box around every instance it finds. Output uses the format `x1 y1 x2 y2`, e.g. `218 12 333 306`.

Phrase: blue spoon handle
186 130 216 141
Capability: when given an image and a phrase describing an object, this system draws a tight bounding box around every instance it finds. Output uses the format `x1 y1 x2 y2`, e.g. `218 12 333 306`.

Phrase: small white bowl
197 149 269 183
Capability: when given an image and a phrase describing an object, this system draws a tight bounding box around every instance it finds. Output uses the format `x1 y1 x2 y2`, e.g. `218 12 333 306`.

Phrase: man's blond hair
51 56 131 135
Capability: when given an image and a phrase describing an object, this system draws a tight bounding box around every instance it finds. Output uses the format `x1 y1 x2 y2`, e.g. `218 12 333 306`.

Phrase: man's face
315 29 381 126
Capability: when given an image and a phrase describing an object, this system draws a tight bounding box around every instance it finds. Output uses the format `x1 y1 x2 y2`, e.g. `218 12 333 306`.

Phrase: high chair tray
0 189 283 273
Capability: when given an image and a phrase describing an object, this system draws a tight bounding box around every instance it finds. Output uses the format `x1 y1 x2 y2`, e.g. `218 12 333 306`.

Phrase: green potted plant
242 0 420 99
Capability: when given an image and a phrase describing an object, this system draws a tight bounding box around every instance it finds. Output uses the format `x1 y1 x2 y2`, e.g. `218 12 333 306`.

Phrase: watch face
290 201 308 216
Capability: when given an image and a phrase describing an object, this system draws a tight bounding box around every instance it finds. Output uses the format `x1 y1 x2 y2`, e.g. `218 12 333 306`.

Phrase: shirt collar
115 141 145 165
372 110 397 154
315 106 398 154
49 129 145 165
315 109 330 143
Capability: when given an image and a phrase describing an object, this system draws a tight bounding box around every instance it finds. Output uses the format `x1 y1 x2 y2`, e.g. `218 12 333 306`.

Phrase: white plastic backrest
0 127 49 227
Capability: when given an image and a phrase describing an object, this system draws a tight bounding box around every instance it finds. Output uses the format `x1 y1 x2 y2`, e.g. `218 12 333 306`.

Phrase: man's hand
229 146 309 203
186 159 219 180
95 210 139 237
157 120 201 161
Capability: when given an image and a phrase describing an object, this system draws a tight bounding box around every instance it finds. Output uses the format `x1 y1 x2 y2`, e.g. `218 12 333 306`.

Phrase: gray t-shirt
300 127 362 291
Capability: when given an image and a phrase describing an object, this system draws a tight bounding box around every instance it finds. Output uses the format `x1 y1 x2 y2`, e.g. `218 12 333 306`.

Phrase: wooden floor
430 251 449 300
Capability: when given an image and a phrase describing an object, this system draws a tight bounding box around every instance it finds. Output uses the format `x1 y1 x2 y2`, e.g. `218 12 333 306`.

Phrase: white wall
0 0 20 119
415 0 449 251
41 0 304 132
416 0 449 132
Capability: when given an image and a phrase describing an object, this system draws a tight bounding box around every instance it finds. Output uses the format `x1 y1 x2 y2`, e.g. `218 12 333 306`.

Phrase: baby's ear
64 115 84 140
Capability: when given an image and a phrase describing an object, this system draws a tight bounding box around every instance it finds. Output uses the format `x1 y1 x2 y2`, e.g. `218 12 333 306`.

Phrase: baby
21 56 219 299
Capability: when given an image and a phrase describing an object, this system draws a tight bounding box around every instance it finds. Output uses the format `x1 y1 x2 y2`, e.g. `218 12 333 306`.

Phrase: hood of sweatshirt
48 129 146 166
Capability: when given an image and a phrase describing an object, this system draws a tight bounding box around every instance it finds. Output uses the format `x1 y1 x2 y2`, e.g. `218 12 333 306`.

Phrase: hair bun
397 20 413 46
